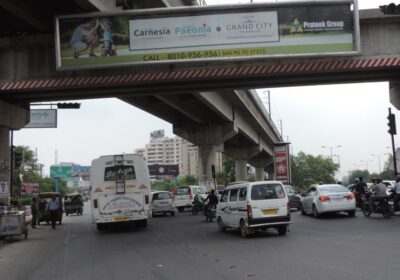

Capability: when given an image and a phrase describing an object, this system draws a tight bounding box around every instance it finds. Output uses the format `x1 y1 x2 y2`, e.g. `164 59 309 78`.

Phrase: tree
151 180 174 191
177 175 198 186
291 152 338 189
348 170 370 186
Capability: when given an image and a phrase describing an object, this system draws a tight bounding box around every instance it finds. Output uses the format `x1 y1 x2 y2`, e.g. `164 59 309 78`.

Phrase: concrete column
0 127 10 204
390 81 400 110
235 160 247 181
255 167 265 181
198 145 216 182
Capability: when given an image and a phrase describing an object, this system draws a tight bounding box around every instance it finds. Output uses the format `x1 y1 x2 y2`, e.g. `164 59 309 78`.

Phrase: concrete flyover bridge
2 1 400 186
0 0 282 186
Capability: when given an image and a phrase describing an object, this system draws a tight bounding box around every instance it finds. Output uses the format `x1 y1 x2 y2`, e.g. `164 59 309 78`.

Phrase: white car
174 185 207 212
300 184 356 218
151 191 175 217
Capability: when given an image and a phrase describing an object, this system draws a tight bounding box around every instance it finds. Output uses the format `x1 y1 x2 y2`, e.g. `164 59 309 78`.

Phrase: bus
90 154 151 231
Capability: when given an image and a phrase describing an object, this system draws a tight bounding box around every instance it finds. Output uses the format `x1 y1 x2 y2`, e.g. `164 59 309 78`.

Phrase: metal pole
389 108 398 176
9 130 13 198
268 91 271 119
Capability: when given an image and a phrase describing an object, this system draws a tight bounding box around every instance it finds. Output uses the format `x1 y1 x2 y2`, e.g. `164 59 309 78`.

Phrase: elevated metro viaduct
1 1 400 191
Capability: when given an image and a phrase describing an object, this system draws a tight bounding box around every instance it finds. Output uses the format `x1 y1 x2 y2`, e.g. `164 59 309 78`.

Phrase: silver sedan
300 184 356 218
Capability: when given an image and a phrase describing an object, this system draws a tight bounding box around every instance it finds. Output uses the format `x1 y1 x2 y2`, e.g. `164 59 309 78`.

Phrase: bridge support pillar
224 145 262 182
0 101 29 203
235 160 247 181
390 81 400 110
249 156 274 181
173 122 238 182
198 145 216 183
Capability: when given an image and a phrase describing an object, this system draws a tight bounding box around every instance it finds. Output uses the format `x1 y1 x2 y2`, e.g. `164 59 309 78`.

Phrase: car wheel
217 217 226 233
312 205 320 218
177 207 184 212
170 211 175 216
240 220 249 238
66 213 69 216
382 205 392 219
96 223 104 231
300 203 306 215
277 225 288 236
348 210 356 217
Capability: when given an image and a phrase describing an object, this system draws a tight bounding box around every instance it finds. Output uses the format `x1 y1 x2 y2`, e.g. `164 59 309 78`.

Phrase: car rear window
175 187 189 195
153 192 171 200
251 184 285 200
319 185 348 194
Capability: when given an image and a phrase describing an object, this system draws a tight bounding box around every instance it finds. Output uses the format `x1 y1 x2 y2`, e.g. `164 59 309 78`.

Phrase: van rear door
250 183 288 219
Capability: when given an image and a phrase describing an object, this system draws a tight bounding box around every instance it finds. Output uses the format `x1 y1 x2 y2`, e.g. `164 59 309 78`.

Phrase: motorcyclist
202 189 219 212
354 177 367 207
370 178 388 205
393 176 400 211
193 192 204 213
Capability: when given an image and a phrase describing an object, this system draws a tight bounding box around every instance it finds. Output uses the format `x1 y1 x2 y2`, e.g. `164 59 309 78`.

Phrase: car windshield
153 192 171 200
175 187 189 195
251 184 285 200
319 185 348 194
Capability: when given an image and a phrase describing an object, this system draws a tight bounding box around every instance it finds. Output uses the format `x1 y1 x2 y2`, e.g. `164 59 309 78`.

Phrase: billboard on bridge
55 0 360 70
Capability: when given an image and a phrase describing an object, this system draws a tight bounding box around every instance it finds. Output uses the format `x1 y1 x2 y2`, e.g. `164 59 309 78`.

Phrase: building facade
142 130 223 178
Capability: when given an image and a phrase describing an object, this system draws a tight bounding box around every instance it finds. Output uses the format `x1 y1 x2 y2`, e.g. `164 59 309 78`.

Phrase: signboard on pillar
274 143 291 184
0 181 9 204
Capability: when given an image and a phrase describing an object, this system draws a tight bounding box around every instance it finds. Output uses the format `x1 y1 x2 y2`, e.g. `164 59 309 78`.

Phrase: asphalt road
1 204 400 280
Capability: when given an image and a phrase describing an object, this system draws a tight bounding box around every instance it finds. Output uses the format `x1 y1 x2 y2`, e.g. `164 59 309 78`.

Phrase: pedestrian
393 176 400 211
31 197 38 228
46 195 60 230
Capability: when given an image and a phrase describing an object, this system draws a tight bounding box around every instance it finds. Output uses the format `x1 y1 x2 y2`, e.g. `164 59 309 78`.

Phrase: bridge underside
1 56 399 103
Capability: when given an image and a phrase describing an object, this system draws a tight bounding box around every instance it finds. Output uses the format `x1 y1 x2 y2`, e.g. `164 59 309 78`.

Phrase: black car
284 185 301 210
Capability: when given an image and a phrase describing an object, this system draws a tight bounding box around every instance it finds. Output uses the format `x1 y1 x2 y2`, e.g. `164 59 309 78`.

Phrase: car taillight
93 199 98 208
346 194 355 200
319 196 330 202
189 188 193 200
287 202 290 213
145 195 149 204
247 203 253 218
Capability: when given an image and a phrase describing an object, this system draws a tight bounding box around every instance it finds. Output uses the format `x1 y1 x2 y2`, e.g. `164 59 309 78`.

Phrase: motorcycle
362 191 393 218
204 204 216 222
192 200 204 215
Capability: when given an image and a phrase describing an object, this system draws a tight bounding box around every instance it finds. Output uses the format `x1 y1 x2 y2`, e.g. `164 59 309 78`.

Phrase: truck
90 154 151 231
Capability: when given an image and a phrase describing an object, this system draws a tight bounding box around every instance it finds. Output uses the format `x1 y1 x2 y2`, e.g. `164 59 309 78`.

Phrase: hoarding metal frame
55 0 360 71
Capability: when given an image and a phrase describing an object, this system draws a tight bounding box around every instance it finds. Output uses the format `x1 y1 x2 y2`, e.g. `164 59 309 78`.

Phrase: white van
216 181 290 237
174 185 207 212
90 154 151 231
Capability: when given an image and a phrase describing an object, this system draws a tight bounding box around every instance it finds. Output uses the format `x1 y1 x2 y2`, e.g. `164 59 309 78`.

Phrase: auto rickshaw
37 192 63 225
64 194 84 216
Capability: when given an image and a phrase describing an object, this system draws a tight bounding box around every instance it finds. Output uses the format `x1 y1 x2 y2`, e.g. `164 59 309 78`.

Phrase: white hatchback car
151 191 175 217
216 181 290 237
300 184 356 218
174 185 207 212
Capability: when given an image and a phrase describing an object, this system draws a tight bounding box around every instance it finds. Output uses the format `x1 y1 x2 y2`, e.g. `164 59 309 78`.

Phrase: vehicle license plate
114 216 128 222
262 209 278 215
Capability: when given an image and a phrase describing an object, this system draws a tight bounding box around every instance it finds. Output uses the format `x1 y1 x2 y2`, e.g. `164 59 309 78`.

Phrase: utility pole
387 108 397 176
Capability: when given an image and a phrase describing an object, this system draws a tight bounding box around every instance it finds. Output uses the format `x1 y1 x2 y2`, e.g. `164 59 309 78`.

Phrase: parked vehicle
174 185 207 212
90 154 151 231
38 192 63 225
64 194 83 216
151 191 175 217
362 191 393 218
284 185 301 210
300 184 356 218
216 181 290 237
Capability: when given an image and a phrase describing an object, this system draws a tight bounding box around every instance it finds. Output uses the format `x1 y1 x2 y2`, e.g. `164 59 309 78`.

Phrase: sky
13 0 397 179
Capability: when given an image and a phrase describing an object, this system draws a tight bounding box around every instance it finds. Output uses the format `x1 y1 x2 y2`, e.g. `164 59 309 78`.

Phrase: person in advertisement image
99 18 117 57
70 19 100 58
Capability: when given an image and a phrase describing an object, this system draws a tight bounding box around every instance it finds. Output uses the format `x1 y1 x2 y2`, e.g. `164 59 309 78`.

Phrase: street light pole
321 145 341 161
371 154 382 173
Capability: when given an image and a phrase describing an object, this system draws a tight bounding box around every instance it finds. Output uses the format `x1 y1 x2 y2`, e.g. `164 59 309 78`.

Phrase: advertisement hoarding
148 164 179 177
20 183 39 195
55 0 359 70
274 144 291 184
0 181 9 198
25 109 57 128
